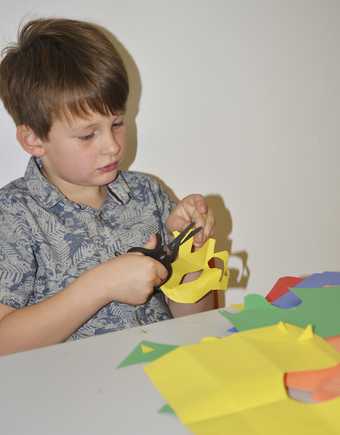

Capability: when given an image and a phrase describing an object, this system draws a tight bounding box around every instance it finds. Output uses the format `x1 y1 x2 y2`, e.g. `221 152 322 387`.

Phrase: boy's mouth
98 161 119 173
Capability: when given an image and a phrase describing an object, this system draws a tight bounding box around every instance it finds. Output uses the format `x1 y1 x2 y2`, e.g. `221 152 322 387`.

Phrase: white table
0 309 234 435
0 308 312 435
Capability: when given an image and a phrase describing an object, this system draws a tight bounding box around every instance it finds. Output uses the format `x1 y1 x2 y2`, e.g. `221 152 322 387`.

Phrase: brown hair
0 18 129 139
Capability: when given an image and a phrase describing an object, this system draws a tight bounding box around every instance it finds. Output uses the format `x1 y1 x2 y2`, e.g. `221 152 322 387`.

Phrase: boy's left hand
166 194 214 248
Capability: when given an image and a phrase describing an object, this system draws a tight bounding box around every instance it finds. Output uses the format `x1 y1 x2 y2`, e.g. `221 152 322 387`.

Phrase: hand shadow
205 195 250 307
98 25 141 170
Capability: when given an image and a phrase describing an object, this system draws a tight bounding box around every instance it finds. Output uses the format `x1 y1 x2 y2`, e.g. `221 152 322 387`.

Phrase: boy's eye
79 132 95 141
112 120 124 129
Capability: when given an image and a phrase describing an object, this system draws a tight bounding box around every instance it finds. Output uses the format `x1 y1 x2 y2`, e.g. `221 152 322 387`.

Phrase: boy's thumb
143 233 157 249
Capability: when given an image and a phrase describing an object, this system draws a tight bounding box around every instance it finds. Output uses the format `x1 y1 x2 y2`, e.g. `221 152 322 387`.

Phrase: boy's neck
41 168 107 209
65 186 107 209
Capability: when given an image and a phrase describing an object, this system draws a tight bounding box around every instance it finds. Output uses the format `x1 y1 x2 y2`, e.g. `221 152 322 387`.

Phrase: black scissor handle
127 233 173 280
127 233 162 257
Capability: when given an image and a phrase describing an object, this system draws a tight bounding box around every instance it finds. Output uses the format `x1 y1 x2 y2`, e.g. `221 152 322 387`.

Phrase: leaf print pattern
0 158 175 340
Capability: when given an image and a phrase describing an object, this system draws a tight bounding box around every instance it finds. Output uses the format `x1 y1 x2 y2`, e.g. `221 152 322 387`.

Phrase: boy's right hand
93 234 168 305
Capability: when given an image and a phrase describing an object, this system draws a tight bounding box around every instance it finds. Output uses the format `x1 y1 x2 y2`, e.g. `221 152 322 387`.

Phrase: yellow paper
161 235 229 303
145 323 340 435
230 303 244 311
141 344 154 353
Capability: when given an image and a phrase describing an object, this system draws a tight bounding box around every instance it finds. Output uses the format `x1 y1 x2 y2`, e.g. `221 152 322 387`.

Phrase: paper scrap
265 276 303 302
117 340 177 368
159 404 175 414
145 323 340 435
271 290 301 308
294 271 340 288
220 286 340 337
326 335 340 352
286 364 340 402
141 344 154 353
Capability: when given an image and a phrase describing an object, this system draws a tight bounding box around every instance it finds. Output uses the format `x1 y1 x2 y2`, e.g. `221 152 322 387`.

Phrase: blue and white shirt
0 158 175 340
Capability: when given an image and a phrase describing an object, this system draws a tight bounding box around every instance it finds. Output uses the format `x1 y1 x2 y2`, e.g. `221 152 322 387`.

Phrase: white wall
1 0 340 298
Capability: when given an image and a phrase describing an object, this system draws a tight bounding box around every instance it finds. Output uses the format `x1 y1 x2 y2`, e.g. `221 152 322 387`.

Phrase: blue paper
294 272 340 289
271 291 301 308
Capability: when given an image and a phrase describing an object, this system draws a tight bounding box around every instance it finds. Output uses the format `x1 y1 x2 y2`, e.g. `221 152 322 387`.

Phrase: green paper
159 404 176 415
220 286 340 337
117 340 178 368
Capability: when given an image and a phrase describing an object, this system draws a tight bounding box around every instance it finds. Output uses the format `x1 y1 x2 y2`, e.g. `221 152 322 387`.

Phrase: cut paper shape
230 303 244 310
161 235 229 303
326 335 340 352
294 271 340 288
159 404 175 414
269 272 340 308
286 364 340 401
314 376 340 402
117 340 177 368
141 344 154 353
271 290 301 308
220 286 340 337
299 324 314 341
144 323 340 435
265 276 303 302
286 334 340 402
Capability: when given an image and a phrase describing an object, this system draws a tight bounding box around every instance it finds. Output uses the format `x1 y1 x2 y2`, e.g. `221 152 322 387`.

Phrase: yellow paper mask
160 234 229 303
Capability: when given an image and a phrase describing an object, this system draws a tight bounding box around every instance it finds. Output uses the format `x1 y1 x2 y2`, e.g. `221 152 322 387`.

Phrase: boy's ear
16 125 46 157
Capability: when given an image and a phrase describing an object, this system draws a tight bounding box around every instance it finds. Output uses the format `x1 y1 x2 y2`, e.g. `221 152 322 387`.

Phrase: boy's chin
98 170 119 184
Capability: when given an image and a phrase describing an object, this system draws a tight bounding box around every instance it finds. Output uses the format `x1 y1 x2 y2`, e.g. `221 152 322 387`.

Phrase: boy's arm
0 238 168 356
0 268 111 355
0 304 14 319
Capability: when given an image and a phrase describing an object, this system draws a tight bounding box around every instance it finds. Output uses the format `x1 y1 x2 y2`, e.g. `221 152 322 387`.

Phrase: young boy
0 18 215 355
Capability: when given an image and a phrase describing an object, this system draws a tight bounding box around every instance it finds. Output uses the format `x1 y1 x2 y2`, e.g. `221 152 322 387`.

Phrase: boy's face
38 111 126 192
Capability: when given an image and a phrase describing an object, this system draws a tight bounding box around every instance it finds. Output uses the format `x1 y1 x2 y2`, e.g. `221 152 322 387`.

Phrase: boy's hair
0 18 129 139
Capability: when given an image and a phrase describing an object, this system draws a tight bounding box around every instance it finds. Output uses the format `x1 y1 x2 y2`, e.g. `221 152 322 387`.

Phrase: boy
0 18 215 355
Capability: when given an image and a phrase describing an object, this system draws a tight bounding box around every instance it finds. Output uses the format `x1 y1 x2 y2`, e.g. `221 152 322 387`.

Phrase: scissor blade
166 223 203 266
167 222 195 251
180 226 202 245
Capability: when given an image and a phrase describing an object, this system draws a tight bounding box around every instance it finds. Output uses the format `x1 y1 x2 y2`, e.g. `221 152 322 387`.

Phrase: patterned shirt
0 158 175 340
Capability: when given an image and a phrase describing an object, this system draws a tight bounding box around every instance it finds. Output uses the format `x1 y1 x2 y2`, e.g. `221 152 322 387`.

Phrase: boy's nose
102 131 121 155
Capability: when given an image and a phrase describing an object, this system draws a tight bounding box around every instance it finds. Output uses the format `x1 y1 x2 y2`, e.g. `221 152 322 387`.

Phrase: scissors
127 222 202 283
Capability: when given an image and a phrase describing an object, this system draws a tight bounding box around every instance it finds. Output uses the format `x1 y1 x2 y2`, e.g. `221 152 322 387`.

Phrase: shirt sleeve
0 200 36 308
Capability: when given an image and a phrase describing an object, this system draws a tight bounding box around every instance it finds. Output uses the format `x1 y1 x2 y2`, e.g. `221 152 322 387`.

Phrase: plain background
0 0 339 301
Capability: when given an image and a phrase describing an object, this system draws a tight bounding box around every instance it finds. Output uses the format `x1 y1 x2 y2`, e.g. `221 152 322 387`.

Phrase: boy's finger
203 208 215 240
128 234 158 256
191 210 207 246
143 233 157 249
193 208 215 248
154 261 169 284
186 194 208 214
170 213 191 231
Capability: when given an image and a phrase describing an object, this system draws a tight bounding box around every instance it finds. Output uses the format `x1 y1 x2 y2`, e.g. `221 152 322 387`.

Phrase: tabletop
0 309 235 435
0 307 313 435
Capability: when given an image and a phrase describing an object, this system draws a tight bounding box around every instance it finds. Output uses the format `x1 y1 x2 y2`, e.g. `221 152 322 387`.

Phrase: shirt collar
24 157 64 209
24 157 132 209
107 172 133 205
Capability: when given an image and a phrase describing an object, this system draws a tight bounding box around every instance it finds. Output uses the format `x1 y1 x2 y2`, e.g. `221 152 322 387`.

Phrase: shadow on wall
205 195 250 307
155 184 251 306
99 25 141 170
